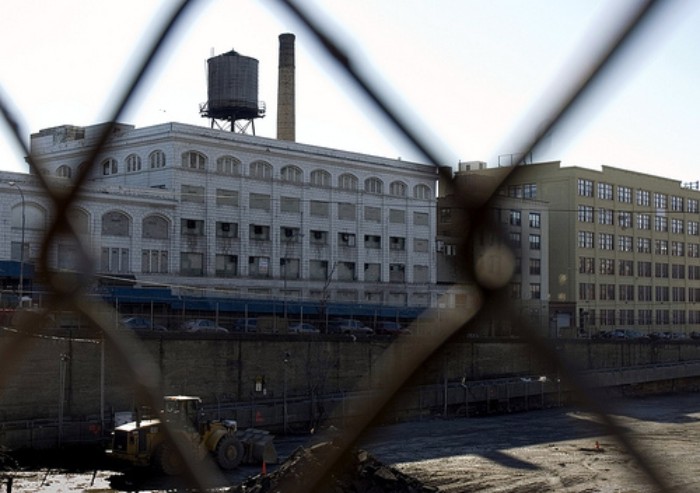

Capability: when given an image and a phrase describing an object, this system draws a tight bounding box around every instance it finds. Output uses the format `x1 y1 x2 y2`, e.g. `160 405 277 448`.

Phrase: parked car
120 316 167 332
288 322 319 334
374 321 410 336
181 319 228 334
649 331 670 341
608 329 647 340
232 318 258 333
328 319 374 335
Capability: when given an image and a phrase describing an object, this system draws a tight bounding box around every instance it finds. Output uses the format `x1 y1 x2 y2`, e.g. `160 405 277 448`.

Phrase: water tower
200 49 266 134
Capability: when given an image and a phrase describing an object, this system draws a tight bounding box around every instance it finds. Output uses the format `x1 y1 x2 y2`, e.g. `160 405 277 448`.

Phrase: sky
1 0 699 182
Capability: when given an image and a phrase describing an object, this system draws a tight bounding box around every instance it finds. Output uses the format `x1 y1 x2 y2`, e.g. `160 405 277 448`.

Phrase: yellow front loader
107 395 277 475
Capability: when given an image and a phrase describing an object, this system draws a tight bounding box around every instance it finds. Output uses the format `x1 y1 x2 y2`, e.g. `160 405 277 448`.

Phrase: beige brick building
437 163 550 336
462 161 700 336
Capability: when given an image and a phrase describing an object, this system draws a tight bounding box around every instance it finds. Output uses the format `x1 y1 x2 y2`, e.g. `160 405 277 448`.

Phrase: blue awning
99 286 422 319
0 260 34 278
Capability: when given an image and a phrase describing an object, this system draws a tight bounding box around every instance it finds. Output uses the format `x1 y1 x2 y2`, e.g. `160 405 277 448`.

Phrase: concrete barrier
3 330 700 449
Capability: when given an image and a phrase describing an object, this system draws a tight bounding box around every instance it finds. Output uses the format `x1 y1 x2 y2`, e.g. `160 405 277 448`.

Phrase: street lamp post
283 351 290 434
282 231 302 322
282 239 289 321
8 182 25 303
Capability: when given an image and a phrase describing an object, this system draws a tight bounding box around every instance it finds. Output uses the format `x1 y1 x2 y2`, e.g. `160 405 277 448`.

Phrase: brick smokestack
277 33 295 141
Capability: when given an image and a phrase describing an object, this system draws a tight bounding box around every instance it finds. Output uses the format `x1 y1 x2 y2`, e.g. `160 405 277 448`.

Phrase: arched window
142 215 170 239
250 161 272 180
281 165 303 183
126 154 142 172
364 177 383 195
338 173 358 190
182 151 206 170
67 208 90 235
217 156 240 175
101 211 131 237
12 203 46 231
149 150 166 169
57 165 72 179
101 158 118 176
389 181 407 197
310 169 331 187
413 184 432 200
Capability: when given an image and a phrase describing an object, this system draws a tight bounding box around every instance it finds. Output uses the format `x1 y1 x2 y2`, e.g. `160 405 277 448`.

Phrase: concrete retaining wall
3 330 700 449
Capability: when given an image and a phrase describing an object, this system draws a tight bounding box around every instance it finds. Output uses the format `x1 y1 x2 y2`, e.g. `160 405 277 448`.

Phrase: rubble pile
230 441 437 493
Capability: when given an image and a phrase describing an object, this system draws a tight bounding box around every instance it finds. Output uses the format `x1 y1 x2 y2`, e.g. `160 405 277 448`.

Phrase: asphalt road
5 392 700 492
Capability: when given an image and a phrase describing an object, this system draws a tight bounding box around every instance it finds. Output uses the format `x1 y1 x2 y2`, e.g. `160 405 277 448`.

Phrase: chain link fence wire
0 0 686 490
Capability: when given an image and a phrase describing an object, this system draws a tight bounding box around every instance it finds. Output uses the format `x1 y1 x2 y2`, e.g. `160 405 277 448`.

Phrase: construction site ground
3 391 700 492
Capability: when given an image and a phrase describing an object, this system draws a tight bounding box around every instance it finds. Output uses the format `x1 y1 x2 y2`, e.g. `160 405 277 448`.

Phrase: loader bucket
252 437 278 464
238 428 278 464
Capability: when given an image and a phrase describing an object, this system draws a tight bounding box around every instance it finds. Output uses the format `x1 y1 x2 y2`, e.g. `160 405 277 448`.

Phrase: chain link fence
0 0 690 491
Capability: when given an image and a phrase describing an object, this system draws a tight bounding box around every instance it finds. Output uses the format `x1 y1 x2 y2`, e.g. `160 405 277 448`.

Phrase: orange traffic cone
261 461 267 476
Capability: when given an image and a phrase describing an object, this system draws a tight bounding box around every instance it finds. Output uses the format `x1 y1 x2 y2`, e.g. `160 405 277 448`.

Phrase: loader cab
162 396 203 429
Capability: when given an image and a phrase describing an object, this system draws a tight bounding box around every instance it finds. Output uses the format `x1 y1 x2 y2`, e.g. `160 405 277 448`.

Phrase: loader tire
155 442 182 476
215 435 244 470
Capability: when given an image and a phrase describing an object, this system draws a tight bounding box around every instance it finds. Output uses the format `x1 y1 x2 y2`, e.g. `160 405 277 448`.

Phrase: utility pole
8 182 26 303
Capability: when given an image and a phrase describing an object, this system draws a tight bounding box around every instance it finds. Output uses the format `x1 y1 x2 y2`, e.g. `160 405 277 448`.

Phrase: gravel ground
4 392 700 492
364 392 700 493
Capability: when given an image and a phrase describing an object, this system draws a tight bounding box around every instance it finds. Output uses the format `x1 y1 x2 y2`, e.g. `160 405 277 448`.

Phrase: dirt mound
230 441 437 493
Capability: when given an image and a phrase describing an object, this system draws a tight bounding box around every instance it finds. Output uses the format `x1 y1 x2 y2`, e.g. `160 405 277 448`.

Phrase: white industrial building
1 120 439 313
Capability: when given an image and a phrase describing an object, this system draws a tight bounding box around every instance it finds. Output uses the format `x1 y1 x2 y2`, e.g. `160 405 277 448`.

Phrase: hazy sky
1 0 699 181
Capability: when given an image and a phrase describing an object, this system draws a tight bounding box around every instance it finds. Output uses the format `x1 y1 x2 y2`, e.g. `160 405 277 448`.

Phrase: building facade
466 161 700 336
1 122 439 312
437 164 550 335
